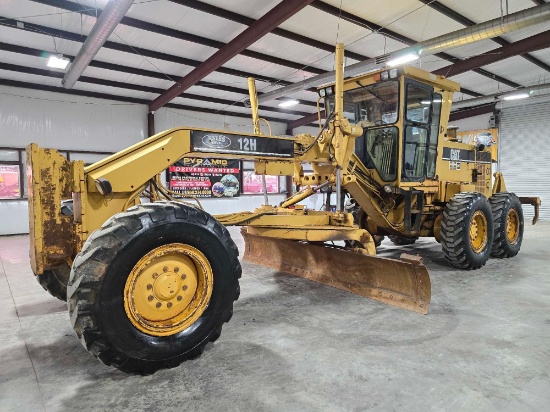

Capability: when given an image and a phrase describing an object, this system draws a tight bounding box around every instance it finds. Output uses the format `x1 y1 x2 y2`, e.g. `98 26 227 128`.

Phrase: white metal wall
0 88 294 235
499 100 550 221
0 86 148 235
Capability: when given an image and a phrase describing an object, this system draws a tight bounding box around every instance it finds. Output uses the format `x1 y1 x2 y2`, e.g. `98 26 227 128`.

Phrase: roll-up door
499 101 550 221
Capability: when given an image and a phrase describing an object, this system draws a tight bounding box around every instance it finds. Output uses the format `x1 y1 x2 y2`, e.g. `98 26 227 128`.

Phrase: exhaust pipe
254 3 550 104
62 0 135 89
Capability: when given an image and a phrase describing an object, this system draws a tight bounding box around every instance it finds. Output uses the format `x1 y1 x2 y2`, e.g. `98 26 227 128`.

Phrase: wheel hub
469 210 488 253
506 208 520 244
124 243 213 336
153 272 182 301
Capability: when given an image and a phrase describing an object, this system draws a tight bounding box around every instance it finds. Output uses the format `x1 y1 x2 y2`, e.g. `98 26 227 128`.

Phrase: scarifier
26 44 539 374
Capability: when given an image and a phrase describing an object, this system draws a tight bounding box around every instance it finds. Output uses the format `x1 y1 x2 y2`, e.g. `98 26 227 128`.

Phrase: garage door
499 100 550 221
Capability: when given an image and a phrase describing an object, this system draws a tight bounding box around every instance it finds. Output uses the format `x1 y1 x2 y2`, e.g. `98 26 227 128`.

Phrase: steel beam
312 1 521 88
0 78 289 124
286 112 322 133
449 104 496 121
0 62 309 118
147 112 155 137
433 30 550 77
0 17 299 87
30 0 326 76
0 40 318 108
149 0 315 111
168 0 368 62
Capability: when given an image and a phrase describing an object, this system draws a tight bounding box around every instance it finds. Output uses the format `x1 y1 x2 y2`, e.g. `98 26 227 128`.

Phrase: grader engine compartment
25 44 539 375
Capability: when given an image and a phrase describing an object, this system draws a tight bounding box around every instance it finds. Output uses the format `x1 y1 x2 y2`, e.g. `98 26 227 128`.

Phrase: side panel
26 144 75 275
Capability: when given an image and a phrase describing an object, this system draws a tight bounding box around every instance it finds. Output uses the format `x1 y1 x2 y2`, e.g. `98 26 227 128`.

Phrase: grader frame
26 44 539 374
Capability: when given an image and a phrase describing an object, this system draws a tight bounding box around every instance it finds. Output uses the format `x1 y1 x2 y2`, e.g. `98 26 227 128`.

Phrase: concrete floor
1 223 549 412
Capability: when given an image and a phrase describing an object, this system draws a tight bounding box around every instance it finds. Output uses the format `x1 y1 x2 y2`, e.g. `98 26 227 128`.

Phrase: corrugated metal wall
499 101 550 221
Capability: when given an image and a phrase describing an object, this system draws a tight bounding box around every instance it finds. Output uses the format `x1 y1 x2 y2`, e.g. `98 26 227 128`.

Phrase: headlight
325 86 334 96
380 71 389 81
95 178 112 195
383 185 393 194
389 68 398 78
319 88 326 97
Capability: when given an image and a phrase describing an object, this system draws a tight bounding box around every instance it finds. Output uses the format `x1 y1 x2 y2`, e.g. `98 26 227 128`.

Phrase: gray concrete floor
1 223 549 412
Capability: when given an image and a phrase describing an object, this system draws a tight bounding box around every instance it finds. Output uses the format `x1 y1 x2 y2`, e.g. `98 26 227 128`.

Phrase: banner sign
168 157 241 198
456 128 498 147
0 164 20 199
456 128 498 160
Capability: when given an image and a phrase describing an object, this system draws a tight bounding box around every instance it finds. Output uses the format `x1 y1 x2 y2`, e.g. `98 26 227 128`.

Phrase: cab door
402 80 435 182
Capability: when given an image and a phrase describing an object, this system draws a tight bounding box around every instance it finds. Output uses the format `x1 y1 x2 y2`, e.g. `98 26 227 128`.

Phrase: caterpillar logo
202 134 231 149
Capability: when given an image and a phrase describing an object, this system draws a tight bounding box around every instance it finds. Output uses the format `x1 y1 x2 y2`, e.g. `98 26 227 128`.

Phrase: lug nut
163 266 168 272
167 302 172 308
182 285 188 291
156 302 162 308
148 295 154 301
177 296 182 301
181 274 186 280
174 267 179 273
146 284 152 290
153 273 159 279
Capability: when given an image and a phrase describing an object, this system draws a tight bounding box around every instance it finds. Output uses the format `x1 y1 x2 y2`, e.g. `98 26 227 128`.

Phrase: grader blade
242 231 431 314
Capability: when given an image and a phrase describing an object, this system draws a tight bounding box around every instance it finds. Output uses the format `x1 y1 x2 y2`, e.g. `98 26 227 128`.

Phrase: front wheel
490 192 524 258
67 202 241 374
441 192 493 270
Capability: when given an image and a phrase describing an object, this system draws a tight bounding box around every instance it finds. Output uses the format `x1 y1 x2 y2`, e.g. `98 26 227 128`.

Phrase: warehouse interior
1 0 549 410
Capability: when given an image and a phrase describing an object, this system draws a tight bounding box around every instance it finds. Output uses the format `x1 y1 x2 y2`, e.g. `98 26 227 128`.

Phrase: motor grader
26 44 539 374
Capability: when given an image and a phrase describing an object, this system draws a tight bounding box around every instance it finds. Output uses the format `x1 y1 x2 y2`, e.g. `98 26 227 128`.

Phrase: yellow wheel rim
506 208 520 244
124 243 213 337
469 210 488 253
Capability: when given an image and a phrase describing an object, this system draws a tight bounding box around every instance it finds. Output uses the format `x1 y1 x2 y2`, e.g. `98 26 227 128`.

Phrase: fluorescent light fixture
278 99 299 107
47 54 70 69
502 93 529 101
421 99 442 105
387 53 419 67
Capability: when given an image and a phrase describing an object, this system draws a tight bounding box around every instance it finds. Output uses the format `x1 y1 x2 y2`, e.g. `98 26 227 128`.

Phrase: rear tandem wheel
489 192 524 258
67 202 241 374
441 192 494 270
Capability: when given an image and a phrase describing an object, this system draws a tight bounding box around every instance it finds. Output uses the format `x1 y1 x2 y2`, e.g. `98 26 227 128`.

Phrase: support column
147 112 155 137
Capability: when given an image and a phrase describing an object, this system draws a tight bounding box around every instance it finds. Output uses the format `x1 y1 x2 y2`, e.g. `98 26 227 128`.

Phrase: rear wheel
441 192 493 270
490 192 524 258
388 235 417 246
67 202 241 374
36 263 71 301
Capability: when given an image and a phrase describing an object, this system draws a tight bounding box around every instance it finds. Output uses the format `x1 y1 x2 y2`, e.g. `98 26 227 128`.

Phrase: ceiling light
387 53 419 67
502 93 529 101
47 54 70 69
278 99 299 107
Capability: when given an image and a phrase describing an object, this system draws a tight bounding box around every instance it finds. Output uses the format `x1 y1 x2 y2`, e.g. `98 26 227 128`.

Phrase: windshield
327 80 399 126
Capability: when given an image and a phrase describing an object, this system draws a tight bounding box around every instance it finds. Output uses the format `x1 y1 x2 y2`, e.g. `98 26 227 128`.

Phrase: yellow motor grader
27 44 539 374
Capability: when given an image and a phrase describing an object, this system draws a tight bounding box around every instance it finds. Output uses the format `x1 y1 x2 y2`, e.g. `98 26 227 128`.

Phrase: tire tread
67 202 241 374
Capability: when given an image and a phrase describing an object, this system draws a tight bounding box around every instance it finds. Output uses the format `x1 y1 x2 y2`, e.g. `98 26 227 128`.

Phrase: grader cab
26 44 538 374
